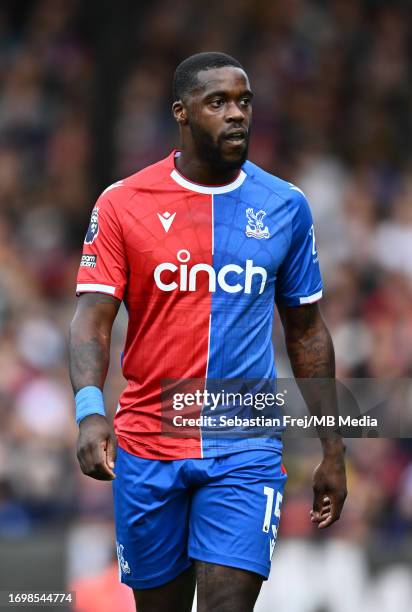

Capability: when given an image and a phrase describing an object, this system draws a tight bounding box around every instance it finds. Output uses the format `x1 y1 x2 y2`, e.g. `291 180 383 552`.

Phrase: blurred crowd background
0 0 412 610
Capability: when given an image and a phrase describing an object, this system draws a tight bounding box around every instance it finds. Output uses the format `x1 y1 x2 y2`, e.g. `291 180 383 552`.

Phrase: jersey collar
170 150 247 195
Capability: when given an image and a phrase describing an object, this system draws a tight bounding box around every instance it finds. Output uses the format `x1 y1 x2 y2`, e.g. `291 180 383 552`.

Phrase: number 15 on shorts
262 486 283 559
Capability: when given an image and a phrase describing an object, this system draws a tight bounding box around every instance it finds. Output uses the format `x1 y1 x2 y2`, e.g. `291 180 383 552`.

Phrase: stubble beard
189 121 249 172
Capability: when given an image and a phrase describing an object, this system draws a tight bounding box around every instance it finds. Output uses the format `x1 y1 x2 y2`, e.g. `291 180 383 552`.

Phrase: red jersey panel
77 152 213 458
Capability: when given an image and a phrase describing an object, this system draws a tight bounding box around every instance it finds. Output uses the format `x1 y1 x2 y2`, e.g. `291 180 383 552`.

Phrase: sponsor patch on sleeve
84 207 99 244
80 254 97 268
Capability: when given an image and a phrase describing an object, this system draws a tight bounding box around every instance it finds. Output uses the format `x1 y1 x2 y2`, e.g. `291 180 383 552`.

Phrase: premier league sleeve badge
84 207 99 244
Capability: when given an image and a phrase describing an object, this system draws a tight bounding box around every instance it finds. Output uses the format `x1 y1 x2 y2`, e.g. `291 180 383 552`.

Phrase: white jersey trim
102 180 124 194
170 169 247 194
76 283 116 295
288 183 306 196
299 290 323 304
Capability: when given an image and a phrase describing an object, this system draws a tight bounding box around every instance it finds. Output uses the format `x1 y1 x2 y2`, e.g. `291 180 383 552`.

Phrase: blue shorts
112 446 287 589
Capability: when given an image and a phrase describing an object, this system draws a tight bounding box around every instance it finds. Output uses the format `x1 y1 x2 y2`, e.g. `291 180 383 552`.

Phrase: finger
311 494 331 522
311 493 323 520
97 439 116 479
318 510 335 528
89 441 115 480
312 502 330 511
311 488 327 521
310 512 322 523
312 489 323 512
77 435 115 480
105 435 117 472
318 497 342 529
89 470 114 481
77 445 94 475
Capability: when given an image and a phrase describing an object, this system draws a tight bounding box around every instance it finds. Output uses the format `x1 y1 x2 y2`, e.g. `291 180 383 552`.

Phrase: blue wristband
75 386 106 425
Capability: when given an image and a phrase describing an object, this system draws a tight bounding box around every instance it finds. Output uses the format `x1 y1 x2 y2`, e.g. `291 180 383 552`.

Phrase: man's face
182 66 253 170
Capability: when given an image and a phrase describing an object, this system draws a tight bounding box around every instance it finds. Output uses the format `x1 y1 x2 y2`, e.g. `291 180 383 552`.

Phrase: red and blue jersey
76 151 322 459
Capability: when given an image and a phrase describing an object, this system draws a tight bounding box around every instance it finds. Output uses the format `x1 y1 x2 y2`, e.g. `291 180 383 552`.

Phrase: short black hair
173 52 244 101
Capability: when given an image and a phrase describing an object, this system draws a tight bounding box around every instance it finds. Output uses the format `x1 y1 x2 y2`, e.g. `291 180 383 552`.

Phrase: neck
175 146 241 186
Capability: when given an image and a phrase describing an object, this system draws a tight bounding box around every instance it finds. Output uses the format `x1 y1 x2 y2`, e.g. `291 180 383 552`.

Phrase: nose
225 100 246 123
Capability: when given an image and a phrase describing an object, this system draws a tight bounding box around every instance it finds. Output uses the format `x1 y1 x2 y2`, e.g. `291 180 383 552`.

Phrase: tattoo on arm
277 302 335 379
277 302 343 448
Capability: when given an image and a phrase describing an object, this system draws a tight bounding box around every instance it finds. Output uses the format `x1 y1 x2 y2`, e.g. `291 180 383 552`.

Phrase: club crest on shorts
245 208 270 239
84 207 99 244
116 542 131 574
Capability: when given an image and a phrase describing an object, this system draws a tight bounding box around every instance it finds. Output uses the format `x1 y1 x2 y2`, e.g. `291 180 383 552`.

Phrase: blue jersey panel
207 183 278 381
201 162 323 456
207 163 323 382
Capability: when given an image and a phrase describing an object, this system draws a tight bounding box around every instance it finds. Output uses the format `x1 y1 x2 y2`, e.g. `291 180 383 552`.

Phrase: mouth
222 130 247 144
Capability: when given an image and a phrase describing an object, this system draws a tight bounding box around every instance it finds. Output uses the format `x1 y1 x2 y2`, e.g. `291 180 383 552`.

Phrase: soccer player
69 52 347 612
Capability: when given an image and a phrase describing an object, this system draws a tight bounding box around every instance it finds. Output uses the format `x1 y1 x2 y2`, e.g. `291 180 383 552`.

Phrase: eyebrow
203 89 254 100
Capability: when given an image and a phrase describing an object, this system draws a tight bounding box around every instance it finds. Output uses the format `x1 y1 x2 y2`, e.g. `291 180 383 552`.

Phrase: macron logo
158 211 176 233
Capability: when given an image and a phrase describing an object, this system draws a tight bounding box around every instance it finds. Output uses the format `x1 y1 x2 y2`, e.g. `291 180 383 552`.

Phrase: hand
311 449 347 529
76 414 117 480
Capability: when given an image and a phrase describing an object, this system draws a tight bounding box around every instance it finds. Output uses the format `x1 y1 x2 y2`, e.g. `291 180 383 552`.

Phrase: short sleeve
276 188 323 306
76 192 127 300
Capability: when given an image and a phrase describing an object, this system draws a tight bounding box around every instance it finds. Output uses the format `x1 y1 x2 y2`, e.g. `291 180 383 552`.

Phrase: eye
240 97 251 107
210 98 225 108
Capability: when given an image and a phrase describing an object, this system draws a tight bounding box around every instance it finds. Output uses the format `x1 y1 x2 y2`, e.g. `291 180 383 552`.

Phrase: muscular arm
277 301 347 527
69 293 121 480
277 301 335 379
69 293 120 392
277 301 337 435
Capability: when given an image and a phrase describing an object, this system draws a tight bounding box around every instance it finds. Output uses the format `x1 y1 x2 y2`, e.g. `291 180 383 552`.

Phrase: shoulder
243 160 308 207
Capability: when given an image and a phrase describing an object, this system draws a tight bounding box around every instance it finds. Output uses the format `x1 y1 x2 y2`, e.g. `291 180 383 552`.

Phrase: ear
172 100 188 125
